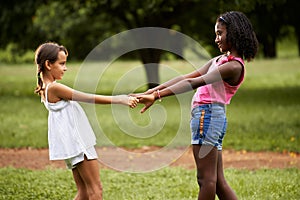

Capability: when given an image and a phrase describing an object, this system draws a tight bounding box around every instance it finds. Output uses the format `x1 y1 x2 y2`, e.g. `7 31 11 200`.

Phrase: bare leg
72 168 89 200
193 144 218 200
216 151 238 200
75 156 102 200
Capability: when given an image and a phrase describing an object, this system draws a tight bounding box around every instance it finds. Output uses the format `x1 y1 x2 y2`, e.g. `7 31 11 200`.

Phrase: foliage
0 43 34 64
0 0 44 50
0 167 299 200
1 0 299 63
33 1 113 60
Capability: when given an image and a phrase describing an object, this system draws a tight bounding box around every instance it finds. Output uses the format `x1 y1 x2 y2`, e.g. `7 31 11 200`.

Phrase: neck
41 72 56 86
227 50 240 58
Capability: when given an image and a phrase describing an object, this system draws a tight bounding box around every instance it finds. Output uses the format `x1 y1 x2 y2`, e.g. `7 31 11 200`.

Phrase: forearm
158 77 205 99
72 91 124 105
94 95 114 104
95 95 129 105
147 69 205 95
73 92 113 104
145 75 186 94
146 59 213 95
157 67 224 99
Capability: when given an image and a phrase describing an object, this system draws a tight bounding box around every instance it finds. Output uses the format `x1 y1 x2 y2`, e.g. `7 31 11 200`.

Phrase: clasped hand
129 92 156 113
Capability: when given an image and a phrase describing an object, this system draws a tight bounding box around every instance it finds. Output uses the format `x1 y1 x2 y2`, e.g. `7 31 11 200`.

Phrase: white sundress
42 82 97 161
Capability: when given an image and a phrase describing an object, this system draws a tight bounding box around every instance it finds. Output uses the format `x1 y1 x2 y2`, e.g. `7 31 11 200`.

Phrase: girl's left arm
52 83 138 106
159 60 242 98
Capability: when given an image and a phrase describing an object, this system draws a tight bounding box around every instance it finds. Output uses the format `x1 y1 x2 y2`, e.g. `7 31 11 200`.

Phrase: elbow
186 78 203 89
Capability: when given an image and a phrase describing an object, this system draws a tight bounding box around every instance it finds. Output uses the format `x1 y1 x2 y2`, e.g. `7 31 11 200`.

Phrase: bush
0 43 34 64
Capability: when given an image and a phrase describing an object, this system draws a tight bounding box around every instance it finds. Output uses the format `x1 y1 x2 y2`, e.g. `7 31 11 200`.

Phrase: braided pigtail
34 65 44 96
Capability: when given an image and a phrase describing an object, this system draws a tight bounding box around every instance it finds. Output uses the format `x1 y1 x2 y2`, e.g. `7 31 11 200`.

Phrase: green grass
0 59 299 200
0 59 299 152
0 167 299 200
225 58 300 151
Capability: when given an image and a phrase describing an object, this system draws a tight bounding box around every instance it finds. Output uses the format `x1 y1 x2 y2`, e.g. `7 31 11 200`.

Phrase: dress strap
44 81 55 103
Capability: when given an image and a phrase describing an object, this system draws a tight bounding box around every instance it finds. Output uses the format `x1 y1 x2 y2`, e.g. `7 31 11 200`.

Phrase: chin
220 49 228 53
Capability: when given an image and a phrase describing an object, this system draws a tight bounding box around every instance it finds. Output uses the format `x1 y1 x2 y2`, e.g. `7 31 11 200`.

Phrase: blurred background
0 0 298 61
0 0 299 153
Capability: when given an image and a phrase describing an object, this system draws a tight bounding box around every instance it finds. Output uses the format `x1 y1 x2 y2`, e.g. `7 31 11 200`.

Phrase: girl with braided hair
136 11 258 199
34 42 138 200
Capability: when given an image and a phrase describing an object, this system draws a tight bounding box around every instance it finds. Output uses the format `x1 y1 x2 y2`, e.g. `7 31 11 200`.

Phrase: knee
196 173 202 186
91 182 103 194
196 174 217 188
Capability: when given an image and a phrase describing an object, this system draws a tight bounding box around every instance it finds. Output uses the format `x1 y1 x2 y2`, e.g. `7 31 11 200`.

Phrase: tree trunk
261 34 277 58
139 49 163 89
295 26 300 57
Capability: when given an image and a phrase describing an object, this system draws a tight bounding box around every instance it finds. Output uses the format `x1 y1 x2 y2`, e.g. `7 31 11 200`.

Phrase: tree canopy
0 0 298 87
1 0 298 58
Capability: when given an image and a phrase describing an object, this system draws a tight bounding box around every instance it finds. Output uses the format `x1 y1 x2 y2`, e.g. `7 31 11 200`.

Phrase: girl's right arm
47 83 138 107
144 58 213 94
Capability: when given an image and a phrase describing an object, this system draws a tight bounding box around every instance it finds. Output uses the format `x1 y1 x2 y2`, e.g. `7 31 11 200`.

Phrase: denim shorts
190 104 227 150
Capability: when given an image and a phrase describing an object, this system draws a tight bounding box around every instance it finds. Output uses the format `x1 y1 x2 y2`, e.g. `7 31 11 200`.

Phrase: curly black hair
218 11 259 62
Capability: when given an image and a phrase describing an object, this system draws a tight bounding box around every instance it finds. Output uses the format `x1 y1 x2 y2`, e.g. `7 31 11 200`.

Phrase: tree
99 0 191 88
0 0 43 51
34 0 214 89
249 1 286 58
282 0 300 56
3 0 298 83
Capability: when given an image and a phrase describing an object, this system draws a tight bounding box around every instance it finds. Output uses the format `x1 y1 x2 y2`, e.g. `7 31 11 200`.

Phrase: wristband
156 90 162 102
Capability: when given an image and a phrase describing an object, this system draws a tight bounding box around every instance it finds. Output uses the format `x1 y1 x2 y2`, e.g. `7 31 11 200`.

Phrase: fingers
128 96 139 108
140 105 149 113
127 93 156 112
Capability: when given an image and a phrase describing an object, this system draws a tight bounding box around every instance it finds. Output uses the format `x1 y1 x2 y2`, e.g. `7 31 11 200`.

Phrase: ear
45 60 52 71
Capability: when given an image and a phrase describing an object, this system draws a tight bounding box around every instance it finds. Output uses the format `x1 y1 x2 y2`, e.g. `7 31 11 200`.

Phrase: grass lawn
0 167 299 200
0 58 299 200
0 168 300 200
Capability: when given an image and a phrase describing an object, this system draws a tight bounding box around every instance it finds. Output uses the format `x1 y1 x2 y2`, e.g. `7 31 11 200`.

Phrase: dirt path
0 146 299 171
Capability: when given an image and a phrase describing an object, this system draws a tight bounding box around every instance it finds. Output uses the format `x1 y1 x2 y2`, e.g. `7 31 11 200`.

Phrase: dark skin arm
143 59 213 95
138 58 243 113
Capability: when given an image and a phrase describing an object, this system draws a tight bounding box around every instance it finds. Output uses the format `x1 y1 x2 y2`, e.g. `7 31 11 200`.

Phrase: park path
0 146 299 171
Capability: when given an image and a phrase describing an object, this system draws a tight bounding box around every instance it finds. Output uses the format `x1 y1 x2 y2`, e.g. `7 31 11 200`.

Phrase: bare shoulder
216 60 244 83
48 82 71 92
230 60 243 72
221 60 243 74
47 82 74 101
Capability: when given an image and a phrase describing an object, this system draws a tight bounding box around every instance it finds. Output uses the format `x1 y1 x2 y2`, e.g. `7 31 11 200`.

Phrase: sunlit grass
0 167 299 200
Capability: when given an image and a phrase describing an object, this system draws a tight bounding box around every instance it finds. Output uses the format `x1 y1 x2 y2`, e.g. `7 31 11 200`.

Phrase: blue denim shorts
190 104 227 150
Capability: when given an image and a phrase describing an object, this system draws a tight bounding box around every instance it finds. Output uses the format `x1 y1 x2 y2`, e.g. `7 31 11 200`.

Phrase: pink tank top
192 55 245 108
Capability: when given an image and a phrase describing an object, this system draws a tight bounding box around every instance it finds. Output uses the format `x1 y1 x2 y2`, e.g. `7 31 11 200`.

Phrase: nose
215 35 220 44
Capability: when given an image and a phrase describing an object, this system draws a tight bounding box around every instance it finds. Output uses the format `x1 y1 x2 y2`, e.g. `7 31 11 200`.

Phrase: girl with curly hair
136 11 258 199
34 42 138 200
